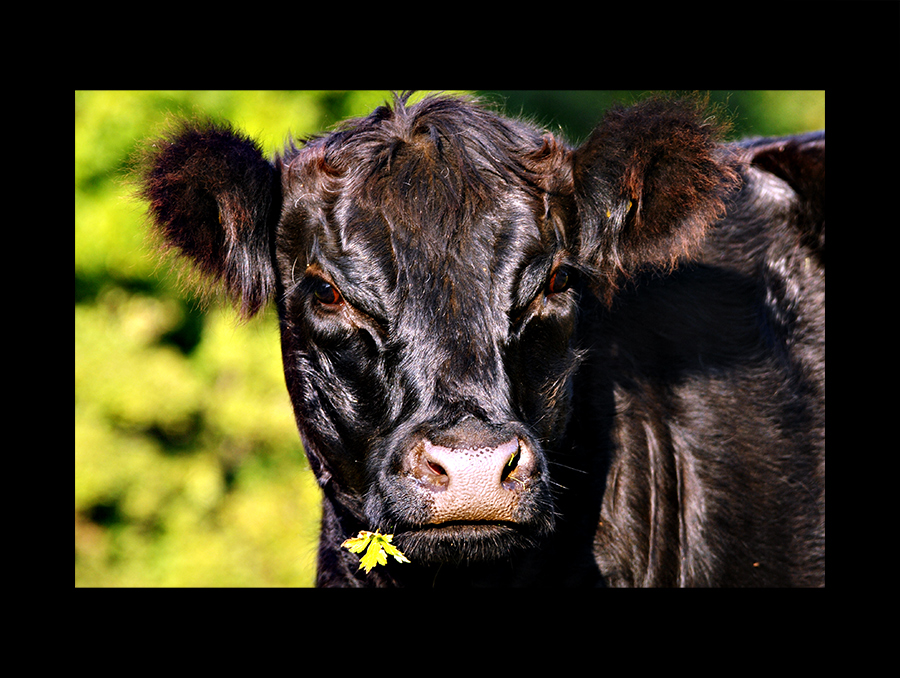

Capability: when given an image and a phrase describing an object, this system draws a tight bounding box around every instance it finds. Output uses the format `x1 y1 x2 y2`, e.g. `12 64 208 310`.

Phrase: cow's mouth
391 520 547 564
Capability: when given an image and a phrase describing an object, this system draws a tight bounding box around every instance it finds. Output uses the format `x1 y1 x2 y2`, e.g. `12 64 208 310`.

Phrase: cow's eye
547 267 573 295
313 279 343 307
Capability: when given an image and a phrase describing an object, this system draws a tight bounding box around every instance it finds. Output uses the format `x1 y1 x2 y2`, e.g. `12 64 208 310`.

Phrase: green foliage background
74 90 824 587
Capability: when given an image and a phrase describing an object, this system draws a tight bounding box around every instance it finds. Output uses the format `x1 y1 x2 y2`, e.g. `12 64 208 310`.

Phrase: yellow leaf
359 541 388 573
381 539 411 564
341 531 374 554
342 530 410 572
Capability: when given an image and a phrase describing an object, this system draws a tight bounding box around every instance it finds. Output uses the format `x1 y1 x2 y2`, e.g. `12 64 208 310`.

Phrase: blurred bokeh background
74 90 825 587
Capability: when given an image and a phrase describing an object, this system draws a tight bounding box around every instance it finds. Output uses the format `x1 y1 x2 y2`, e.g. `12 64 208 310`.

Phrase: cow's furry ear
572 96 740 301
743 131 825 262
138 119 281 317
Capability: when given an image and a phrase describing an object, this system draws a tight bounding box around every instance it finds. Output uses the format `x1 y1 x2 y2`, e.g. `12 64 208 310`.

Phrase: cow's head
139 93 738 570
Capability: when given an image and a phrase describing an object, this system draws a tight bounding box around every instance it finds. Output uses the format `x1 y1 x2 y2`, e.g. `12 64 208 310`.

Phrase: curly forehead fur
280 93 571 239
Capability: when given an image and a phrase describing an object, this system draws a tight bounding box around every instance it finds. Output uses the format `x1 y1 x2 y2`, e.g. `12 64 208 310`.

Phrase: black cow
139 92 824 587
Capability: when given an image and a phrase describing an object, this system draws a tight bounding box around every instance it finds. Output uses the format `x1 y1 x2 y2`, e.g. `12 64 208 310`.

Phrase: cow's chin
391 521 548 565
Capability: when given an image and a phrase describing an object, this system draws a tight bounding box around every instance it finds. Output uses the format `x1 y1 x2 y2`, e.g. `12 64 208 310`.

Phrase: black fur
139 93 825 587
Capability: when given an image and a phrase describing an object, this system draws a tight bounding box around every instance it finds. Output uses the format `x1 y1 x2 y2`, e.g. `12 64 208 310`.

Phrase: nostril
500 444 521 482
501 443 529 489
407 444 450 489
427 460 447 477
